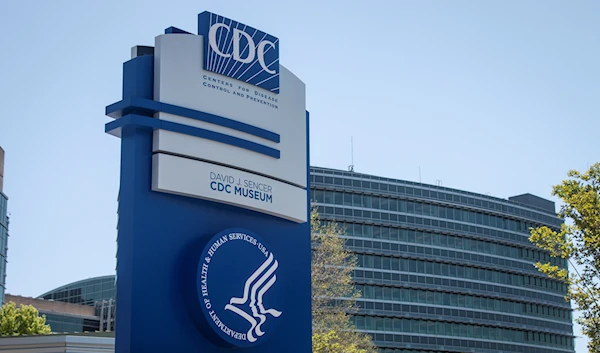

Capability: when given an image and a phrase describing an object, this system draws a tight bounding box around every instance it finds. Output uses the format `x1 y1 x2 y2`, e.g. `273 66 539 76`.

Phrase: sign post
105 11 311 353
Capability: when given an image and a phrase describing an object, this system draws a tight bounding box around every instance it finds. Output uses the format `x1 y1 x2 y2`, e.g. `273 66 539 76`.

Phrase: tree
529 163 600 352
311 206 376 353
0 301 52 336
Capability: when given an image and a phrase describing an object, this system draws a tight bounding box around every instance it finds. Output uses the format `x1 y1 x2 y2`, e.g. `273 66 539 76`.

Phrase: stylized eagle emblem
224 253 282 342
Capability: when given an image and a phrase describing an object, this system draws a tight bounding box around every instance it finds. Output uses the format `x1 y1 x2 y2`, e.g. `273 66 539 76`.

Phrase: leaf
530 162 600 352
0 301 51 336
311 206 377 353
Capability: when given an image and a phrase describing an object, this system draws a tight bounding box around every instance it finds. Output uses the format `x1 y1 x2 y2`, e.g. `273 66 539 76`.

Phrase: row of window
41 291 116 306
313 190 552 235
310 172 561 226
0 195 7 227
357 300 572 334
0 227 8 256
377 351 498 353
378 350 510 353
349 240 543 279
44 314 99 333
40 280 116 306
356 255 567 294
367 307 572 339
369 333 572 353
336 221 566 268
0 254 5 289
354 270 569 306
0 228 7 276
352 317 573 349
318 206 537 245
378 350 440 353
356 284 572 322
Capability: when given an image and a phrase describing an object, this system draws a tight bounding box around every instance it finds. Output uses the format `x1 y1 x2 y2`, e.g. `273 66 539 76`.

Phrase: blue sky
0 0 598 351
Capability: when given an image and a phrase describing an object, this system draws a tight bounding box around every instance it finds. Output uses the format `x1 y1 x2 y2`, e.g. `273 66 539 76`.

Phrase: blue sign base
109 54 311 353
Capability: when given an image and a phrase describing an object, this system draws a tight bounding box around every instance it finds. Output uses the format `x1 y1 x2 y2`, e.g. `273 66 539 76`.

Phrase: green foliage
311 206 376 353
529 163 600 352
0 301 52 336
313 330 371 353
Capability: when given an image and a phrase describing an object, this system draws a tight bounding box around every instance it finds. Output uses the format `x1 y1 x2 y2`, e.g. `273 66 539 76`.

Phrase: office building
31 276 117 332
0 147 8 304
13 166 575 352
5 294 100 333
38 275 116 307
2 276 116 334
310 166 573 353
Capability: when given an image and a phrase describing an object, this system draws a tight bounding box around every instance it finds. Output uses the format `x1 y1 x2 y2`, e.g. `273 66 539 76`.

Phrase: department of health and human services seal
197 228 283 347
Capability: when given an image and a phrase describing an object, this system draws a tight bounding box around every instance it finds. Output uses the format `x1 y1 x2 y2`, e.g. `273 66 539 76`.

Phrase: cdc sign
198 12 280 93
104 11 310 353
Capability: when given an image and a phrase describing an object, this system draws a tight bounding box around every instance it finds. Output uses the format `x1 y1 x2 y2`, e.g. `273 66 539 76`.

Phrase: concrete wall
0 334 114 353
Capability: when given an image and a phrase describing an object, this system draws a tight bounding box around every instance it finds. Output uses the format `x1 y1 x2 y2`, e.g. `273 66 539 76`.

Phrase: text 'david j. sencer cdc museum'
96 9 574 353
104 11 311 353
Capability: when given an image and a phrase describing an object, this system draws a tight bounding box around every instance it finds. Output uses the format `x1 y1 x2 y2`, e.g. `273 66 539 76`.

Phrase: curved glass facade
310 166 574 353
38 275 116 306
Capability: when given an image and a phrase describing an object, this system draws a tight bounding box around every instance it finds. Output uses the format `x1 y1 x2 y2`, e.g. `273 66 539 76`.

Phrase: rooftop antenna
419 166 422 183
436 180 443 186
348 136 355 172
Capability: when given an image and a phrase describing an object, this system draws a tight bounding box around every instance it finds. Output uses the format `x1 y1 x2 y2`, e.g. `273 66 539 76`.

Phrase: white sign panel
152 153 307 223
153 33 307 188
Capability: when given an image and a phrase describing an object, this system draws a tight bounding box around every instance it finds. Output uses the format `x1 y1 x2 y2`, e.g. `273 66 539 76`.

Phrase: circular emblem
197 228 283 347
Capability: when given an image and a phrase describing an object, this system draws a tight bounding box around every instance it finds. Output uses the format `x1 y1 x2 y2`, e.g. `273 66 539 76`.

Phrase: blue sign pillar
105 12 311 353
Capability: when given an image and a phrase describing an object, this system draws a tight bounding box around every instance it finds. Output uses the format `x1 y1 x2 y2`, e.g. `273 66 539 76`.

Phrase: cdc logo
196 228 283 347
198 12 280 94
